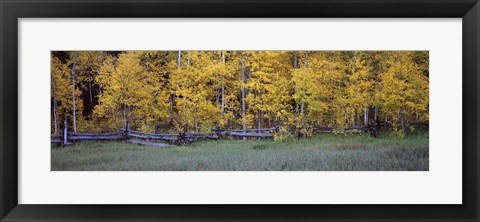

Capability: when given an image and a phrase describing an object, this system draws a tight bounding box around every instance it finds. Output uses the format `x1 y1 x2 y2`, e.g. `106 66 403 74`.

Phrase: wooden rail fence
51 122 393 147
52 125 282 147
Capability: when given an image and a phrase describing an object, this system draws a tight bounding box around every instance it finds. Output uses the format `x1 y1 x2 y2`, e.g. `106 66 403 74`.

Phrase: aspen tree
52 50 428 138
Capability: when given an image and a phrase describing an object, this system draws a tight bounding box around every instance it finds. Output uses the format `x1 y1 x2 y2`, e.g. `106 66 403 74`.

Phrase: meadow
51 134 429 171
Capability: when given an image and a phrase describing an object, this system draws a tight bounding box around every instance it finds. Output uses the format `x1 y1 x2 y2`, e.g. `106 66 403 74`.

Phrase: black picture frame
1 0 479 221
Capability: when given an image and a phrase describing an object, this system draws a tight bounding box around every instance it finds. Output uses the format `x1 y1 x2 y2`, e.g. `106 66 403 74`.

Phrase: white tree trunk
89 81 93 104
300 52 308 116
71 61 77 133
241 53 246 131
293 51 299 114
123 104 127 130
183 52 189 131
63 118 67 145
169 51 182 124
364 107 368 126
215 88 220 107
258 110 262 129
221 51 225 115
53 99 58 135
52 75 58 134
268 112 271 127
177 51 182 68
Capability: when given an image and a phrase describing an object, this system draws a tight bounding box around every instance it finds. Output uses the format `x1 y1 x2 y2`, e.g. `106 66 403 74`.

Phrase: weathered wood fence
51 124 384 147
51 128 278 147
50 119 430 147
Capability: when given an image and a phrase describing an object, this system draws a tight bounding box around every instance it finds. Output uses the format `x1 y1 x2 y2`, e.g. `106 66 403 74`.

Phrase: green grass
51 134 429 171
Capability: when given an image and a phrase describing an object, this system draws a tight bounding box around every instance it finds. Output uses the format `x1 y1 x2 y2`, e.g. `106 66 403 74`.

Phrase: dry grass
51 134 429 171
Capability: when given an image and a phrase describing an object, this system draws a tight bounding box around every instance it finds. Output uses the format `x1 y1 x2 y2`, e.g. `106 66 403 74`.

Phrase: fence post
123 121 129 141
63 118 67 146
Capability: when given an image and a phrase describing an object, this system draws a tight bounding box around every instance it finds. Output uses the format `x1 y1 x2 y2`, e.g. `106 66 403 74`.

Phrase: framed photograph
1 0 479 221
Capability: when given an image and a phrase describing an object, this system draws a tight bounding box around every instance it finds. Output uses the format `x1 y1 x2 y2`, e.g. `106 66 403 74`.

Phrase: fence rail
218 131 273 138
67 132 123 136
68 135 125 140
229 128 276 133
51 122 398 147
121 129 174 137
127 133 177 142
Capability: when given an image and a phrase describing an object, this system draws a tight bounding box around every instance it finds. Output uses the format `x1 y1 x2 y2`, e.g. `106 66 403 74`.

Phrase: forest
51 51 429 140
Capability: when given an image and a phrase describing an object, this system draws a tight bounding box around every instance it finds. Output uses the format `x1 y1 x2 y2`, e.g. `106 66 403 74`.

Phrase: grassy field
51 134 428 171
